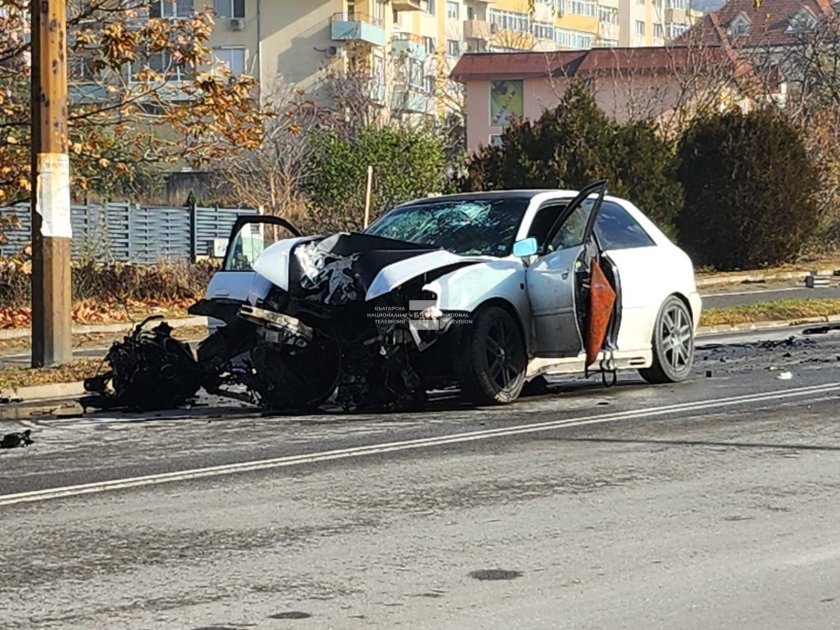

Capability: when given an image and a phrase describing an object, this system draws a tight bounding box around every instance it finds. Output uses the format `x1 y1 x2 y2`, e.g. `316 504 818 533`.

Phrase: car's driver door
525 182 607 358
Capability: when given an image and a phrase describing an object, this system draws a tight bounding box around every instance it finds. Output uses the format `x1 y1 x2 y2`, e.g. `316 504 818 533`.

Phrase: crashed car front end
237 232 480 411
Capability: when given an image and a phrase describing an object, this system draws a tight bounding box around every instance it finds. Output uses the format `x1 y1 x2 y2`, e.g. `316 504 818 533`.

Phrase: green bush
460 82 682 236
676 108 820 270
305 126 447 232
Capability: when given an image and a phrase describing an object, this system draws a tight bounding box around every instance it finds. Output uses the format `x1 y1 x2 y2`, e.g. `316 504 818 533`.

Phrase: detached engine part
81 316 203 411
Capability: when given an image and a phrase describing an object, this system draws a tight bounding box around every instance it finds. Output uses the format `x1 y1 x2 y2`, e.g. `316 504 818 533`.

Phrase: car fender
421 261 532 350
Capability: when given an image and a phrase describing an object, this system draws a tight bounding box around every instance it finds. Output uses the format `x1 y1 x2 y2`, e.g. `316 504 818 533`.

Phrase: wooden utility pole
30 0 72 367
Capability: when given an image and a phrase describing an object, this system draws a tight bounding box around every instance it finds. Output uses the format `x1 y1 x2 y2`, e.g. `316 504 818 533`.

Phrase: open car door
199 215 301 330
525 181 618 359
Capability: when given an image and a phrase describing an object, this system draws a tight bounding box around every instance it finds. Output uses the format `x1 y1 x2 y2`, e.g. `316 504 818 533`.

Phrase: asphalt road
1 326 840 628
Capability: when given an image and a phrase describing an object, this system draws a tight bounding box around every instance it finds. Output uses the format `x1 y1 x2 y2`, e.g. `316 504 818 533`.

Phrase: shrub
460 82 682 236
305 126 447 232
676 108 820 270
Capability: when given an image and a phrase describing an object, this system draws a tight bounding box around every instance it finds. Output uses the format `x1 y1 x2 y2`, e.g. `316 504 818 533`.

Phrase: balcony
392 89 431 113
393 0 422 9
330 12 386 47
463 19 491 40
392 34 427 60
598 22 619 41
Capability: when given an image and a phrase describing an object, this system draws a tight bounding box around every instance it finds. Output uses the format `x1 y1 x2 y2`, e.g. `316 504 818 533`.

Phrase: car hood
253 232 485 305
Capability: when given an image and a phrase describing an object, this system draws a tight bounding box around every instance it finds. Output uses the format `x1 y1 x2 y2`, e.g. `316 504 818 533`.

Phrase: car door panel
527 245 586 356
204 215 301 329
524 181 615 359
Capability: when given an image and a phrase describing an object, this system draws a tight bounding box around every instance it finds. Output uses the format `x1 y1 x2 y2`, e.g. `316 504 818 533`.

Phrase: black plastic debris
1 429 33 449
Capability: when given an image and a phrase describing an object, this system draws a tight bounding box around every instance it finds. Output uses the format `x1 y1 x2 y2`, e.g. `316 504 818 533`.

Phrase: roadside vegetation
700 299 840 327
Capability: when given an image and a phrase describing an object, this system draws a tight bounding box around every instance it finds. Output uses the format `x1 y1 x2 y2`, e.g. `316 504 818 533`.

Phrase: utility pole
30 0 72 367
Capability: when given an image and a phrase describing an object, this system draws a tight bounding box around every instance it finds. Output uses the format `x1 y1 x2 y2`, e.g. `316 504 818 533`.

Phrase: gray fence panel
1 203 258 263
194 206 261 259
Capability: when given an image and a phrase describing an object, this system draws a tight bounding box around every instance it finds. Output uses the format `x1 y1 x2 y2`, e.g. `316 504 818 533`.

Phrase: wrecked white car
83 182 701 412
205 181 701 409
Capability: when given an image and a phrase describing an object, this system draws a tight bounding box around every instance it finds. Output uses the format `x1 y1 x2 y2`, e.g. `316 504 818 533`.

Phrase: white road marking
2 382 839 508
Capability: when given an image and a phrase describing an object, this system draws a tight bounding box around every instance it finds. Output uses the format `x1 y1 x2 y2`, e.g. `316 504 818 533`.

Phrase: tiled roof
450 46 733 81
675 0 838 47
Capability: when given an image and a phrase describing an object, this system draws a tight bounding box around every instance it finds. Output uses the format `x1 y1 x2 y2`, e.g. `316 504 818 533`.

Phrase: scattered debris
81 315 203 411
777 371 793 380
468 569 523 581
802 324 840 335
1 429 32 449
0 394 23 405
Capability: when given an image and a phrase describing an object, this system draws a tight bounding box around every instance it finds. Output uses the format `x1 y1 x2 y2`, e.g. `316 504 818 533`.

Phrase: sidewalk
0 315 207 341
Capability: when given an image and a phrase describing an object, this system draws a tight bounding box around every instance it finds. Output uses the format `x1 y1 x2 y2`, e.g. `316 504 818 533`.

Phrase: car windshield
364 198 530 257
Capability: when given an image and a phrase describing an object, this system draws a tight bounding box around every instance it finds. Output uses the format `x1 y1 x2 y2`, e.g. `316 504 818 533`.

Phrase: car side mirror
512 237 538 258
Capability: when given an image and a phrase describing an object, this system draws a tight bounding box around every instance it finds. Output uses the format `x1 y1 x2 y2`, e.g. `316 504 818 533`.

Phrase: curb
0 316 207 341
695 268 838 288
697 313 840 335
2 380 85 404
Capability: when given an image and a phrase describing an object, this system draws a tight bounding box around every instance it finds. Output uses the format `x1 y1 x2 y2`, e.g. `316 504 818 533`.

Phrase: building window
131 52 189 81
667 23 688 38
446 1 459 19
653 23 664 38
636 0 645 4
598 6 618 24
150 0 194 18
213 47 246 74
555 28 594 49
213 0 244 18
566 0 597 18
423 36 436 54
488 9 530 33
668 0 687 8
424 74 436 94
635 20 646 36
531 21 555 40
446 38 460 56
489 134 504 147
421 0 435 15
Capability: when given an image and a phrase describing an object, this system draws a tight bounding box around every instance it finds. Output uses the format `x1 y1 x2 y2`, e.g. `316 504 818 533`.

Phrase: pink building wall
464 75 686 153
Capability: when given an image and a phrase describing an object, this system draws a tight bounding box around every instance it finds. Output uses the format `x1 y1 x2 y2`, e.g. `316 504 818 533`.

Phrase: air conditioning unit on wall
230 17 245 31
326 45 344 58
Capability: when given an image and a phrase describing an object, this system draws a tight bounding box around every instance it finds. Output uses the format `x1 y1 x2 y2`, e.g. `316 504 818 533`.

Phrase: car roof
394 190 573 207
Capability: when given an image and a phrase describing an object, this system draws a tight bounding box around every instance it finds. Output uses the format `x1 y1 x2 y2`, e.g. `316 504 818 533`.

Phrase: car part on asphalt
1 429 32 449
81 316 204 411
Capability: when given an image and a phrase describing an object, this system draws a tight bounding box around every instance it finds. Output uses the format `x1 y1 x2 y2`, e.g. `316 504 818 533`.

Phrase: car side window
595 202 655 250
547 199 595 251
528 204 565 247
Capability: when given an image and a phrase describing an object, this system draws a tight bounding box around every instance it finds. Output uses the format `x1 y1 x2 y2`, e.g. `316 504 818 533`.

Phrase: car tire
454 305 527 405
639 295 695 384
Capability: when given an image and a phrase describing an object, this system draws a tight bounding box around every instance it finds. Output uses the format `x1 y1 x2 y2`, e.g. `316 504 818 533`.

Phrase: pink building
450 46 738 153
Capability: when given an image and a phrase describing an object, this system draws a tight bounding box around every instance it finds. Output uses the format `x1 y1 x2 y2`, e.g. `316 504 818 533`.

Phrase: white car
201 181 701 410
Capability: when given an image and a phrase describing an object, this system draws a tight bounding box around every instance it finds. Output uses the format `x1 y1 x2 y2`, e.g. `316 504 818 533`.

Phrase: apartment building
200 0 702 115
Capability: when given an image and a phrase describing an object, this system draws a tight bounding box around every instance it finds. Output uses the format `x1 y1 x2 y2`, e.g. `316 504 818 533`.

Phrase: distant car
201 181 701 410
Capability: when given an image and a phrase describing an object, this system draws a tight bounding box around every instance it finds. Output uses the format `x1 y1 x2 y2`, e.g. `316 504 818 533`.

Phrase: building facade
200 0 704 113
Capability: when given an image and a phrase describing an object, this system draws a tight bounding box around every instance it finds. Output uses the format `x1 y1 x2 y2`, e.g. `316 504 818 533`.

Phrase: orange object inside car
586 260 617 366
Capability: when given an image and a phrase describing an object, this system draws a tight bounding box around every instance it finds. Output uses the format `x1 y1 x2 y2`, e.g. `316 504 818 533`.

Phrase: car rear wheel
454 305 527 405
639 295 694 384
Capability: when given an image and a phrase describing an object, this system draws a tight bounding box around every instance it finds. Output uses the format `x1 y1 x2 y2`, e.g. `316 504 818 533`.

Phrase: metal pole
363 165 373 229
30 0 72 367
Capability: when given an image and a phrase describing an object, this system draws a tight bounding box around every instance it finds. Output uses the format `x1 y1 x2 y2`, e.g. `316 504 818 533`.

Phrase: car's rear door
525 182 607 358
